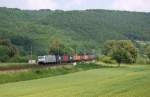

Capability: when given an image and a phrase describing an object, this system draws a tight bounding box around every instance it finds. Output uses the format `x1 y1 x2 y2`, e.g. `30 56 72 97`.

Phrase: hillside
0 7 150 55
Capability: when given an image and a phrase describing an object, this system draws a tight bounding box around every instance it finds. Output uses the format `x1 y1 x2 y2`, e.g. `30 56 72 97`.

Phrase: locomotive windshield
38 56 45 59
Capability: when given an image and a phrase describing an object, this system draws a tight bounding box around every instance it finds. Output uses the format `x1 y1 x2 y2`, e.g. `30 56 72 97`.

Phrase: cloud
0 0 150 12
25 0 57 10
20 0 83 10
112 0 150 12
24 0 83 10
61 0 83 10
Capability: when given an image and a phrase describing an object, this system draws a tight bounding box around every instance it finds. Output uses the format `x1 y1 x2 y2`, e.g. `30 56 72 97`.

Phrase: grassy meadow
0 63 103 84
0 64 149 97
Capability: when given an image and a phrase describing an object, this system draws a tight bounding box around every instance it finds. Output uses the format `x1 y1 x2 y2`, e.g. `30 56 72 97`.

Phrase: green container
69 56 74 61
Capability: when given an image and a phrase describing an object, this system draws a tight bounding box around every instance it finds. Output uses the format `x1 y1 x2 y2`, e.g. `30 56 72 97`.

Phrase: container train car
37 55 96 65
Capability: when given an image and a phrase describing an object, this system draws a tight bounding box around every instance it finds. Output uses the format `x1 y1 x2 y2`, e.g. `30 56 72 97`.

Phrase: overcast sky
0 0 150 12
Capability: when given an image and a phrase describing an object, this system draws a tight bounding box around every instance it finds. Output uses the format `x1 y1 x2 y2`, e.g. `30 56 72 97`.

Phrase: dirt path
0 64 72 73
0 68 32 73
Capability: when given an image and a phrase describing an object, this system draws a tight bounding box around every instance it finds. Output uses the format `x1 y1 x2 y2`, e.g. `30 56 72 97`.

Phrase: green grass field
0 63 103 84
0 65 149 97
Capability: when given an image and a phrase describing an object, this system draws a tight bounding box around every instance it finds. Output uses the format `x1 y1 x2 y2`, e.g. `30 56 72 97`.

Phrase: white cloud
0 0 150 12
112 0 150 12
22 0 83 10
62 0 82 10
25 0 57 10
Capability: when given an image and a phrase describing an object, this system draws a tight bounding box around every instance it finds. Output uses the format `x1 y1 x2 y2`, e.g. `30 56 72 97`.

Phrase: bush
0 55 9 62
8 56 28 63
97 56 116 64
145 45 150 61
33 69 42 74
136 55 150 64
136 56 147 64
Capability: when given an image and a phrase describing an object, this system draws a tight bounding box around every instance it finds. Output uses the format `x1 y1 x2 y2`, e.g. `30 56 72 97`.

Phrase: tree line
1 36 150 65
102 40 150 66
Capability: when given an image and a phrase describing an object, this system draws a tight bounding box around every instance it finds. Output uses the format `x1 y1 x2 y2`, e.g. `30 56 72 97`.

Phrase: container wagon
38 54 96 65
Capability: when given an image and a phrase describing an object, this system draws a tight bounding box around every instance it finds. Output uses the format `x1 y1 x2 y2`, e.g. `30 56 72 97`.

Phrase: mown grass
0 63 107 84
0 64 149 97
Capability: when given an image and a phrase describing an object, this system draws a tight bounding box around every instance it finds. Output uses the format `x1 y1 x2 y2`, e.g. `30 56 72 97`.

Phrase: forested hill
0 7 150 55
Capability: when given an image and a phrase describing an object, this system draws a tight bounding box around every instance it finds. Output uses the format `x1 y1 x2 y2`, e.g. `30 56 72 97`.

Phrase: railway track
0 59 94 72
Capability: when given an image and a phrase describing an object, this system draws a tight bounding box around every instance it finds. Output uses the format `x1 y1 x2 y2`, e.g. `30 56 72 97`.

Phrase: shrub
136 55 148 64
34 70 42 74
97 56 116 64
145 45 150 61
0 55 9 62
8 56 28 63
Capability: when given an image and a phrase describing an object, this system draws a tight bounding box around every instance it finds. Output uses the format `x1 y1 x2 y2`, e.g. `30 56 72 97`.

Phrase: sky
0 0 150 12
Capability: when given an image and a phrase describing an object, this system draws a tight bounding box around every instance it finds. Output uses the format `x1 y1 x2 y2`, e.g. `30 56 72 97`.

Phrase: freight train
37 55 96 64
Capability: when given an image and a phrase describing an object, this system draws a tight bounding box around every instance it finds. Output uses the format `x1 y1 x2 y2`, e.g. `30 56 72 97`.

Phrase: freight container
69 56 74 62
56 55 62 63
74 55 81 61
88 55 96 60
63 55 69 62
83 55 88 61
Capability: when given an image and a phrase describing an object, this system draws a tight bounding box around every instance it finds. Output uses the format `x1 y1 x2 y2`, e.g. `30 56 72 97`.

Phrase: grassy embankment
0 63 107 84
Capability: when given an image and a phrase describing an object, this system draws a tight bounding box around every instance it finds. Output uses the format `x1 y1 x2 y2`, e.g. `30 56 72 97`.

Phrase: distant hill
0 7 150 55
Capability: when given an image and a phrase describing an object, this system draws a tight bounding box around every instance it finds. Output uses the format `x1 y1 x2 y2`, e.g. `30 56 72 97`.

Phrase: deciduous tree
103 40 138 66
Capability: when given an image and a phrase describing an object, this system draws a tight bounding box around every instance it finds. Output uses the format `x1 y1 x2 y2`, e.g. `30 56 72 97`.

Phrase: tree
145 45 150 60
0 38 19 62
103 40 138 66
0 46 10 62
0 38 11 46
49 38 64 55
8 45 18 57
